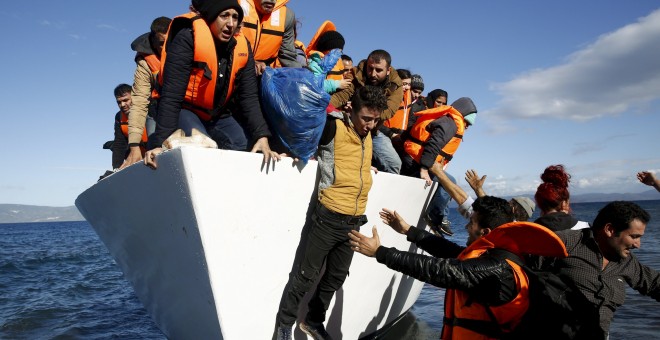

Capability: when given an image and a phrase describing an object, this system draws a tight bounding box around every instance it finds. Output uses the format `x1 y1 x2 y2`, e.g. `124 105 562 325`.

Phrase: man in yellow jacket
276 86 387 340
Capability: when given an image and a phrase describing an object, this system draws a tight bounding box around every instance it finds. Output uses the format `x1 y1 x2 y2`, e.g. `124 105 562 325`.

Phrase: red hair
534 164 571 213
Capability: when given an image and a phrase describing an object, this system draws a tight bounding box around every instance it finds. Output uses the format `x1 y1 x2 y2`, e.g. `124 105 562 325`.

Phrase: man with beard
540 201 660 338
239 0 302 75
330 49 403 174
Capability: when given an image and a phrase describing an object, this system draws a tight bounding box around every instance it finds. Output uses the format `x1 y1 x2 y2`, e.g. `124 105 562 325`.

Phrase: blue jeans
426 171 456 226
178 109 248 151
372 132 402 174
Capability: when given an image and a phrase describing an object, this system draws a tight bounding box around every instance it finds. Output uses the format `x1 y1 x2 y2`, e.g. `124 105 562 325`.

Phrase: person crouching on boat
275 86 388 340
349 197 568 340
144 0 279 169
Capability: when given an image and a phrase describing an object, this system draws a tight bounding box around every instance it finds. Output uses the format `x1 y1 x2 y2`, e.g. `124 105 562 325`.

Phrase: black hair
150 16 171 34
367 49 391 67
397 69 411 80
472 196 514 230
341 54 352 62
351 85 388 114
114 83 132 97
592 201 650 234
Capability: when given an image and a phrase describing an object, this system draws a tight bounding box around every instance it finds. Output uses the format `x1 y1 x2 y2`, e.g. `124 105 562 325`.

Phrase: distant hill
2 190 658 224
570 190 659 203
0 204 84 223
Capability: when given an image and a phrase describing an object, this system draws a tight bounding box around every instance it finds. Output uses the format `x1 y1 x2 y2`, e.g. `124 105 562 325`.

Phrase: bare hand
251 137 281 171
371 166 379 174
348 226 380 257
637 171 656 186
120 146 144 170
255 61 267 76
144 147 163 170
379 208 411 234
337 78 351 90
465 169 487 197
420 168 432 187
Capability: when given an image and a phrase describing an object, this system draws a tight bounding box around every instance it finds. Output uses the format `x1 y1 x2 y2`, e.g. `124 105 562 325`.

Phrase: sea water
1 200 659 339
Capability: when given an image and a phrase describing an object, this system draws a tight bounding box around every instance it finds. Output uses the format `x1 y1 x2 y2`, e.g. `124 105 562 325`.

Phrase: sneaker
438 219 454 236
425 215 454 236
300 320 332 340
276 325 292 340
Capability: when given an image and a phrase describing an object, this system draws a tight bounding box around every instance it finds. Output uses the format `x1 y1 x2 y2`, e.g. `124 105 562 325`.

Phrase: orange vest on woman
403 105 465 167
157 13 249 121
441 222 568 339
240 0 287 66
384 88 412 133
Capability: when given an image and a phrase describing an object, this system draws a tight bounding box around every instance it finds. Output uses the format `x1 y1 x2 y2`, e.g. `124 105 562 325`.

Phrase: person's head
316 30 345 53
256 0 277 14
450 97 478 128
535 164 571 215
195 0 244 43
365 49 391 85
410 74 424 100
397 69 412 92
341 54 353 77
425 89 448 109
466 196 514 245
114 84 132 115
349 85 387 136
149 16 171 56
509 197 535 221
592 201 650 260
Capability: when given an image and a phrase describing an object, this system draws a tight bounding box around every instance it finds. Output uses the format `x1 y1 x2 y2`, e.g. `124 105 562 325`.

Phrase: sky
1 1 659 207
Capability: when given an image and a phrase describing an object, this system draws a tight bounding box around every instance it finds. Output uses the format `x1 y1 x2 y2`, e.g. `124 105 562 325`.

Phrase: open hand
349 226 380 257
379 208 410 234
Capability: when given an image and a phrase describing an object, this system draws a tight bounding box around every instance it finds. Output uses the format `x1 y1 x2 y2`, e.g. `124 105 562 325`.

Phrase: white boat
76 147 436 339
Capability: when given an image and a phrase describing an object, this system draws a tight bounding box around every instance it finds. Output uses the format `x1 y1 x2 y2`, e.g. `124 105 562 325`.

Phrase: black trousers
278 203 367 327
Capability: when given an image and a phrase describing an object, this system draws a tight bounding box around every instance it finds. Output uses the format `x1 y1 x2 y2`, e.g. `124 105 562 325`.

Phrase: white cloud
68 34 81 40
97 23 125 32
488 9 660 122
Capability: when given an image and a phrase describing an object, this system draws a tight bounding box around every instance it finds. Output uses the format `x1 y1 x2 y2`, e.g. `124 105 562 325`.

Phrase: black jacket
375 226 518 306
111 112 128 169
148 27 270 149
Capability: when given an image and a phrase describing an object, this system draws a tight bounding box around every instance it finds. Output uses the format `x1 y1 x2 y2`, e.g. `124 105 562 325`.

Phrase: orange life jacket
157 13 249 121
403 105 465 168
119 111 148 144
305 20 344 80
240 0 287 66
136 53 161 99
441 222 568 339
384 88 412 133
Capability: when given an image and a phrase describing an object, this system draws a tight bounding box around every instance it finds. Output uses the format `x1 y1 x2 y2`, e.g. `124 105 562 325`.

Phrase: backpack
486 249 602 340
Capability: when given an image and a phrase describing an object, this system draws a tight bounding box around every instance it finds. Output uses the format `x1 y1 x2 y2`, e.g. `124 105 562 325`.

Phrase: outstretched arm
637 171 660 192
429 163 468 205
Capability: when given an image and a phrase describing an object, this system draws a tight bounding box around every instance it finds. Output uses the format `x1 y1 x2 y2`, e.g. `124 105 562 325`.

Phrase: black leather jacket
375 226 518 306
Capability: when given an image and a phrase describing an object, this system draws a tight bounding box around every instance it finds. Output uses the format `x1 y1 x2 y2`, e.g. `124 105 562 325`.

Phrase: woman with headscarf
145 0 279 169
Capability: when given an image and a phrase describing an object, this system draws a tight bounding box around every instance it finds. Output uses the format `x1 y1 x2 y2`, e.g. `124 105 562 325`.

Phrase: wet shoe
300 320 332 340
425 215 454 236
276 325 292 340
438 220 454 236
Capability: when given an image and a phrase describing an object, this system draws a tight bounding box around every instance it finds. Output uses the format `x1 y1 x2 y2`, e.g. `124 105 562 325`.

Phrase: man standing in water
276 86 387 340
543 201 660 338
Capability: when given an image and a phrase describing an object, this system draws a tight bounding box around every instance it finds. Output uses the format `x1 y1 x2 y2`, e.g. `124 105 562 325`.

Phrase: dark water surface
1 200 659 339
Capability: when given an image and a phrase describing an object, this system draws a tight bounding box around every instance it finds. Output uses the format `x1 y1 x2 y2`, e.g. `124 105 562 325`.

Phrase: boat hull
76 148 435 339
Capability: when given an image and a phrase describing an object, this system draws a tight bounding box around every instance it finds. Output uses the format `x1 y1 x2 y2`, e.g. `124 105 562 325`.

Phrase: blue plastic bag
261 49 342 163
